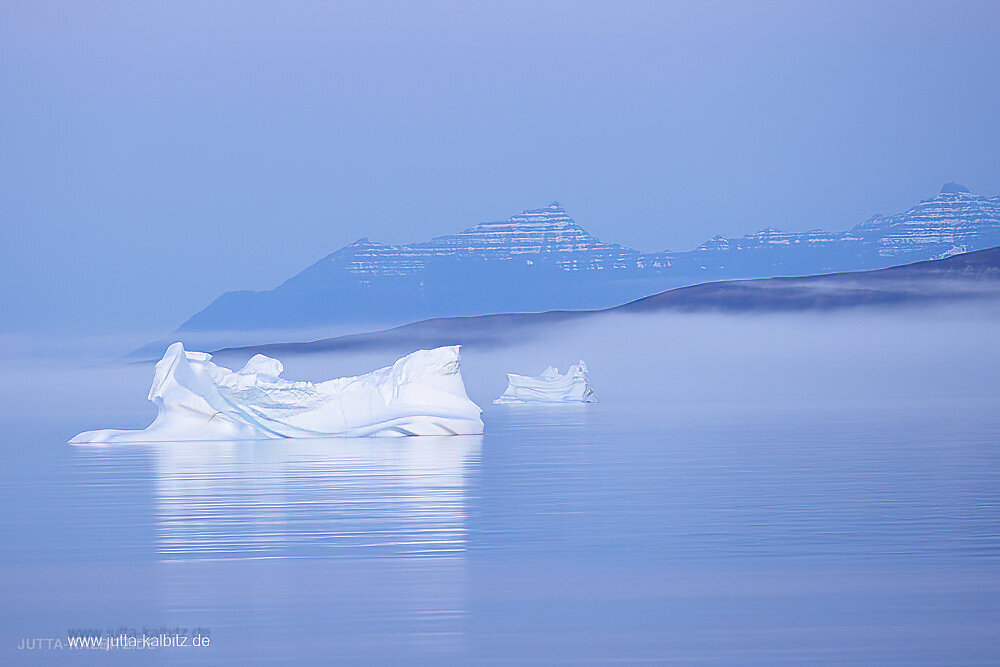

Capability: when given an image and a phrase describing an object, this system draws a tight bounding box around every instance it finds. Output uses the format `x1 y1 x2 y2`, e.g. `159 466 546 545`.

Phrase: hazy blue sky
2 0 998 336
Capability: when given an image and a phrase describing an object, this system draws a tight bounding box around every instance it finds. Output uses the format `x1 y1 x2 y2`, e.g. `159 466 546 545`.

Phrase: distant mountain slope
176 184 1000 340
623 245 1000 313
215 246 1000 360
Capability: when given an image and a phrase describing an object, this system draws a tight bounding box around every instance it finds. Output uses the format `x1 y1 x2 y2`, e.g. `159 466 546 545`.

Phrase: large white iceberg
493 362 597 404
70 343 484 443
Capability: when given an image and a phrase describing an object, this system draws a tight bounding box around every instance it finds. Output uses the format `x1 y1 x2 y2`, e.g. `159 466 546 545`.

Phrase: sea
1 309 999 664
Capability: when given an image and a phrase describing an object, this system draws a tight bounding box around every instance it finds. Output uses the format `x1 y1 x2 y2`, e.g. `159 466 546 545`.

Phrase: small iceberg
70 343 483 443
493 362 598 404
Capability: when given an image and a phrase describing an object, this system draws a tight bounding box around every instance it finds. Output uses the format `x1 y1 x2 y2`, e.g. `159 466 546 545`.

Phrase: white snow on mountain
854 185 1000 257
326 203 653 278
319 185 1000 279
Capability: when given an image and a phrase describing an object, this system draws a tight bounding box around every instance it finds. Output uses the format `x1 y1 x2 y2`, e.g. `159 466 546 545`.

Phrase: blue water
2 396 1000 664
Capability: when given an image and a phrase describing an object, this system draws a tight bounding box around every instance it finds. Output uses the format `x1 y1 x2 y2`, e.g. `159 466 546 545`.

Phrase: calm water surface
2 397 999 664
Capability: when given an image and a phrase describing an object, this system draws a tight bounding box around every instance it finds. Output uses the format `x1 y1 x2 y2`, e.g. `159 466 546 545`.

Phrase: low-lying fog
3 304 997 435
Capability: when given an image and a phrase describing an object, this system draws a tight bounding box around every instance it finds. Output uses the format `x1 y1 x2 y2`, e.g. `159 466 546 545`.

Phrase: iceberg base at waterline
493 362 598 404
70 343 484 443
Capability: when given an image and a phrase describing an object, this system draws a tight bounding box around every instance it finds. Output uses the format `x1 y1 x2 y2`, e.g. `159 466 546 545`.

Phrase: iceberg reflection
149 436 482 561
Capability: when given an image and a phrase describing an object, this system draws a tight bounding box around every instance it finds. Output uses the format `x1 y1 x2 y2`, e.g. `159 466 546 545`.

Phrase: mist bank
4 304 998 440
220 305 1000 410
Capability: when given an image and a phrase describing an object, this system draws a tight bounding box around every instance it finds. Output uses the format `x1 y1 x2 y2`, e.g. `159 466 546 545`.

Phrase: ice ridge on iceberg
70 343 484 443
493 362 597 404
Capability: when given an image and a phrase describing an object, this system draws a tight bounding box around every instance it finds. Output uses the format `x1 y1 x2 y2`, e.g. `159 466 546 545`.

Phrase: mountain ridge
151 184 1000 354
